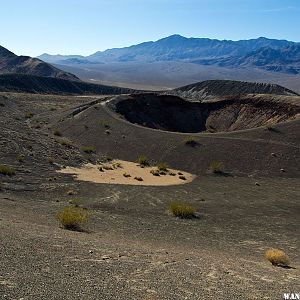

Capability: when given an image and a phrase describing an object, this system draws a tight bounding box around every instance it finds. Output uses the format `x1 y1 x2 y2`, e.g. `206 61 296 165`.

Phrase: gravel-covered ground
0 92 299 299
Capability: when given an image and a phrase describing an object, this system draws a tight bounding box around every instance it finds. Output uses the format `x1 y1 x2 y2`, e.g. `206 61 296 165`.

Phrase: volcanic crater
107 93 300 133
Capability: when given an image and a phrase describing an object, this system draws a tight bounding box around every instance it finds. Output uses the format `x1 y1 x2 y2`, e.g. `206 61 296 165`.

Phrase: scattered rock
255 182 260 186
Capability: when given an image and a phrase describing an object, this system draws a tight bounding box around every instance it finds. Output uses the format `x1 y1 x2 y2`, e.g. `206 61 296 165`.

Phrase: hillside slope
0 45 79 81
0 73 134 95
168 80 299 101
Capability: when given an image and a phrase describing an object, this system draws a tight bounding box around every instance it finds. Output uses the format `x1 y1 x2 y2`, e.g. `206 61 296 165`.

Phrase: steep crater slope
107 93 300 133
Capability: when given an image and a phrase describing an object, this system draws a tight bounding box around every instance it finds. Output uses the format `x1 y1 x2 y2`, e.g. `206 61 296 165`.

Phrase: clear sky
0 0 299 57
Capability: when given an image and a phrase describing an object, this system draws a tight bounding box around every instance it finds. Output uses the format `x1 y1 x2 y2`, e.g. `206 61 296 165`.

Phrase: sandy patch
57 160 195 186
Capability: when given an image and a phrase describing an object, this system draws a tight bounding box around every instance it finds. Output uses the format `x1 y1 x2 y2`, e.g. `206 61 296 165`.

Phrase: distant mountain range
38 35 300 75
0 45 79 81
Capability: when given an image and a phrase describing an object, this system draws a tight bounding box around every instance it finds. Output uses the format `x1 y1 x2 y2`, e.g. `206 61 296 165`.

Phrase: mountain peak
158 34 187 42
0 45 16 59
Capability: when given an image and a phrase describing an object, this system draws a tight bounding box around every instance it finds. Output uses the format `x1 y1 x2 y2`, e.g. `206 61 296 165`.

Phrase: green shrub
184 136 199 147
266 126 280 133
105 155 113 162
134 176 143 181
48 157 54 164
57 138 73 148
103 164 114 170
17 154 25 163
68 198 84 207
82 146 96 154
53 129 62 136
150 169 160 176
157 162 168 172
57 206 90 231
0 165 16 176
208 161 225 174
169 202 196 219
100 121 110 129
25 112 34 119
137 155 150 167
113 162 122 169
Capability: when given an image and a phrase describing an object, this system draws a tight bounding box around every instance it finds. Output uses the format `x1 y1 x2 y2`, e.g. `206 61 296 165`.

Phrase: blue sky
0 0 299 56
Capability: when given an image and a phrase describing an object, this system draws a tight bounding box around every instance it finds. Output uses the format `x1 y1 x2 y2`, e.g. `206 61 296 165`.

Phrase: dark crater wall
108 93 300 133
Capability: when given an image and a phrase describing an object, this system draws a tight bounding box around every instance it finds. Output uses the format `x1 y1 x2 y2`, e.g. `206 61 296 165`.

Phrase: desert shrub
57 206 90 231
103 164 114 170
150 169 160 176
169 202 196 219
208 161 225 174
179 175 187 180
169 172 176 176
105 155 113 162
82 146 96 154
157 162 168 172
265 249 290 267
17 154 25 163
53 129 62 136
66 189 77 196
100 120 110 129
98 166 104 172
25 112 34 119
113 162 122 169
68 198 84 207
58 138 73 148
0 165 16 176
134 176 143 181
48 157 54 164
266 126 280 133
137 155 150 167
105 130 111 135
184 136 199 147
123 172 131 178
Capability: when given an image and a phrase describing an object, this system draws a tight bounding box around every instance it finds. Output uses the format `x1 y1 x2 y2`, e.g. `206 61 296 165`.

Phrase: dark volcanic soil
0 92 299 299
170 79 299 101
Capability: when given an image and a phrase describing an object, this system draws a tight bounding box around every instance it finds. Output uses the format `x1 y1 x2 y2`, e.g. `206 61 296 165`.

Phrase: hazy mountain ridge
39 35 297 65
193 44 300 74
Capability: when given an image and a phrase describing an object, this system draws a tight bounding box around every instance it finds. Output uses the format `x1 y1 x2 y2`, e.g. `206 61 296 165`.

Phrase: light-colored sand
57 160 195 186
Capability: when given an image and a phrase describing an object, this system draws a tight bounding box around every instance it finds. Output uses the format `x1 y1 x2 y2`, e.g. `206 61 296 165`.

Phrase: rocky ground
0 92 299 299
